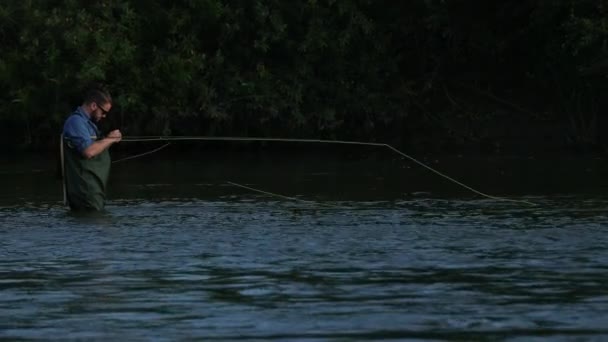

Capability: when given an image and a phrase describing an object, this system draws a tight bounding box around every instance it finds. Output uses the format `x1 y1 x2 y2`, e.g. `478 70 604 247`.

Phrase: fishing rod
112 135 535 206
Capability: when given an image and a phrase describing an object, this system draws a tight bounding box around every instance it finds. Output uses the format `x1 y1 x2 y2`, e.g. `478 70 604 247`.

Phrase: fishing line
227 181 341 208
112 143 171 164
60 134 67 205
115 135 535 206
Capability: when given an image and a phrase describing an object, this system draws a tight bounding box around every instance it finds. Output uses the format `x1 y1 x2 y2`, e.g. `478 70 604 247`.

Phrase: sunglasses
95 102 110 115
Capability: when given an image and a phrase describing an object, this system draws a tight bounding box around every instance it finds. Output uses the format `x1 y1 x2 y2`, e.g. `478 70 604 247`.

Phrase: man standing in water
62 86 122 211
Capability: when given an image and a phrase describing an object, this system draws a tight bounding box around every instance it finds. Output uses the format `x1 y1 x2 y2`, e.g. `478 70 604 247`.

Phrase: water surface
1 155 607 340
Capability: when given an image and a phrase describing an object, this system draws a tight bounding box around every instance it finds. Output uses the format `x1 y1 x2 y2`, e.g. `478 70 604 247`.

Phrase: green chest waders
63 139 111 211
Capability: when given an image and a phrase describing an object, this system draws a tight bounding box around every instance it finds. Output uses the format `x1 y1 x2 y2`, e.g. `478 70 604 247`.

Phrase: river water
1 153 607 340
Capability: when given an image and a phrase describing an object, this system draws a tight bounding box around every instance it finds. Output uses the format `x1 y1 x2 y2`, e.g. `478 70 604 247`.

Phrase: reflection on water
1 197 608 340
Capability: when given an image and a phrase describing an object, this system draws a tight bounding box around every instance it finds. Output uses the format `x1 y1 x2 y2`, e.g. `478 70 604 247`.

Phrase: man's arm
82 130 122 159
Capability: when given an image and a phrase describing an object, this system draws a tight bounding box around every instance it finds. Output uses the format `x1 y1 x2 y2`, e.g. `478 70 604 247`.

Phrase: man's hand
83 129 123 159
107 129 122 142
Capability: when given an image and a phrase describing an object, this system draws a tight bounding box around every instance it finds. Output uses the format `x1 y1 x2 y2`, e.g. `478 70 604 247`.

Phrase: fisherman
62 86 122 211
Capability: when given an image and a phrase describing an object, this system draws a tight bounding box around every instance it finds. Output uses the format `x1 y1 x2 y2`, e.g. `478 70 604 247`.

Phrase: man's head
83 87 112 122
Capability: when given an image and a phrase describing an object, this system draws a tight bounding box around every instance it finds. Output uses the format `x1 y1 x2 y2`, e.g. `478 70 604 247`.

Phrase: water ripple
1 197 607 340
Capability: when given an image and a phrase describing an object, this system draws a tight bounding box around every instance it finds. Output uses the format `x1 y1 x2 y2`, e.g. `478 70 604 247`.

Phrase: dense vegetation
1 0 606 154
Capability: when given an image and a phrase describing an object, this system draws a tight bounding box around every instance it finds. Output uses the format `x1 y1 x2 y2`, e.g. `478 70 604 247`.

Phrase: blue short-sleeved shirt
62 106 101 154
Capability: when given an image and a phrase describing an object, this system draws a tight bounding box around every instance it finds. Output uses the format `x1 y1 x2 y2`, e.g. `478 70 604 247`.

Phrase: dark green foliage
1 0 606 154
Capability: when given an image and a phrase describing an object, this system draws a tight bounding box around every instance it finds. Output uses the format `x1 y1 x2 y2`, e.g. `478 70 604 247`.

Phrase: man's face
92 102 112 122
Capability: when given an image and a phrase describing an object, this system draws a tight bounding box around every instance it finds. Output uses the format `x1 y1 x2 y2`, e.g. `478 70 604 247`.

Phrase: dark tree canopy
1 0 606 154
